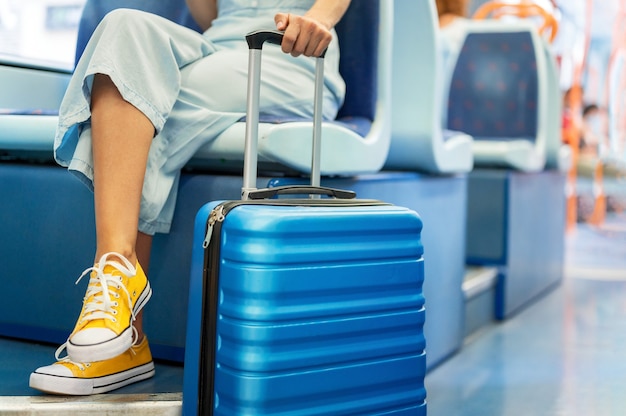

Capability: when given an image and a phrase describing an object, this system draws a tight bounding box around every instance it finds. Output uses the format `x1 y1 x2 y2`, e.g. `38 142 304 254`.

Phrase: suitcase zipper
202 202 248 249
203 198 391 248
203 204 226 248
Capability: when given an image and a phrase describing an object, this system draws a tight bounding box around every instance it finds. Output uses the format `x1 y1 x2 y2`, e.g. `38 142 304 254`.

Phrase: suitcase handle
246 29 327 57
245 29 284 49
247 185 356 200
242 30 328 201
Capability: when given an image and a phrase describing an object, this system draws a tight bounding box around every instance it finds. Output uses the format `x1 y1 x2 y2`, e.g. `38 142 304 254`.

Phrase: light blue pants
54 8 345 234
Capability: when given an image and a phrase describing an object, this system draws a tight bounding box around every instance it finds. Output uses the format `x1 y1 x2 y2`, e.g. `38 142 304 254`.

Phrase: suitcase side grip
247 185 356 200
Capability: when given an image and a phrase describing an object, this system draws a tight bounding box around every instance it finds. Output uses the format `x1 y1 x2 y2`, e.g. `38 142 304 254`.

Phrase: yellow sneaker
30 336 155 395
66 252 152 363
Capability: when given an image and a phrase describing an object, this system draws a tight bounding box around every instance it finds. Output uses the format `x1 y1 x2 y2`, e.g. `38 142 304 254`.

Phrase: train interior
1 0 625 414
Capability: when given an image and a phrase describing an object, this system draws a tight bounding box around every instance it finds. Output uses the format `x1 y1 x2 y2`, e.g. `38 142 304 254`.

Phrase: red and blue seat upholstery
447 21 552 172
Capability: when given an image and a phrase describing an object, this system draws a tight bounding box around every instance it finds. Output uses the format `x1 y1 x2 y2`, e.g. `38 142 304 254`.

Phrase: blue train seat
447 20 550 172
0 0 391 176
384 0 473 174
456 23 566 319
192 0 391 175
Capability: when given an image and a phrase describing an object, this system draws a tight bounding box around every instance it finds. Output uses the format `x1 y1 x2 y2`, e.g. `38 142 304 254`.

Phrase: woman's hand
274 13 332 58
274 0 350 57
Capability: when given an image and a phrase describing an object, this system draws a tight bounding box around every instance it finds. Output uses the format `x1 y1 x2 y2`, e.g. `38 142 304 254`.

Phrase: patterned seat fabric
447 31 538 142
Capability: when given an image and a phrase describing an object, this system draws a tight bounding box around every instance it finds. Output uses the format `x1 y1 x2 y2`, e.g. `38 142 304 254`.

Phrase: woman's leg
90 74 154 265
30 10 221 393
91 72 154 345
63 74 155 362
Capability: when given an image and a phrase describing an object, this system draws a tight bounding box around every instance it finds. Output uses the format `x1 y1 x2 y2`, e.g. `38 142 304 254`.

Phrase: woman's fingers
275 13 332 57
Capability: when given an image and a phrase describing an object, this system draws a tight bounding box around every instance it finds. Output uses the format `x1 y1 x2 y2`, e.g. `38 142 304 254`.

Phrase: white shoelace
74 252 138 326
54 342 92 371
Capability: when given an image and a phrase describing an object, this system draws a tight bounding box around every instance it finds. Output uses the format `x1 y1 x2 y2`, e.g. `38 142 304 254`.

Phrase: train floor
428 211 626 416
1 212 625 415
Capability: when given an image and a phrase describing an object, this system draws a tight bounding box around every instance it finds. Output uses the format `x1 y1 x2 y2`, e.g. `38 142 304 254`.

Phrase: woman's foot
29 336 155 395
66 252 152 363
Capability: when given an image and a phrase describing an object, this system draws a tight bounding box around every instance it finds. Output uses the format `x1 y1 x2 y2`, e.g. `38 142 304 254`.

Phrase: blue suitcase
183 31 427 415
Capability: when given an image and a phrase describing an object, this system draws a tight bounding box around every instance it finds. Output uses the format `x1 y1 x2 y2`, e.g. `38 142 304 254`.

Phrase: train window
0 0 86 70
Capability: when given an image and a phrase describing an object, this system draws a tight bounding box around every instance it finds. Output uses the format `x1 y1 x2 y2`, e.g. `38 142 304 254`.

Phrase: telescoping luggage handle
242 30 356 201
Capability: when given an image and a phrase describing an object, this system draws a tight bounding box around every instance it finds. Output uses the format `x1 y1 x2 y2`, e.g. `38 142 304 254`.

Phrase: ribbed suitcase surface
184 200 427 415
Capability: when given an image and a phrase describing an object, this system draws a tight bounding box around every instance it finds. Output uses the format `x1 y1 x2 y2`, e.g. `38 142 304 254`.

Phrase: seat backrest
445 20 551 171
383 0 473 174
447 29 539 141
334 1 378 126
389 0 439 144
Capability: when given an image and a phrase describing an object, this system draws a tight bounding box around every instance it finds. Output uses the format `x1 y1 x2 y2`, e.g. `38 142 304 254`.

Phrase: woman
29 0 350 395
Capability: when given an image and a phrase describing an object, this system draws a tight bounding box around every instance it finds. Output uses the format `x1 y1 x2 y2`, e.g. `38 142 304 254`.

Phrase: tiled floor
426 213 626 416
2 214 625 415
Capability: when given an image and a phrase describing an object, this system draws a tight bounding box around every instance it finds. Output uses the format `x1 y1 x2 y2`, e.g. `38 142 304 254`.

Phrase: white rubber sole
29 361 155 395
67 283 152 363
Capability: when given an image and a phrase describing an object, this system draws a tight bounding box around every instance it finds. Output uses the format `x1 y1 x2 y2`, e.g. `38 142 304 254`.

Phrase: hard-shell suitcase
183 31 427 415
